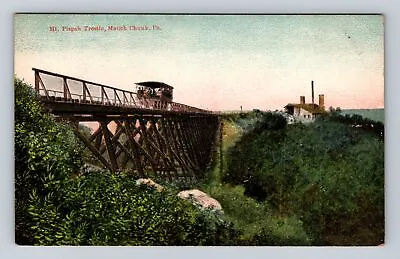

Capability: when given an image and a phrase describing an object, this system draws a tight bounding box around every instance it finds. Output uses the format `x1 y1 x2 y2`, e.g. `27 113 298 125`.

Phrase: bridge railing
33 68 212 114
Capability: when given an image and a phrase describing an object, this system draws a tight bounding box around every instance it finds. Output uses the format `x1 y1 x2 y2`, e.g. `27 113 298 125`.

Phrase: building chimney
300 96 305 104
319 94 325 110
311 80 314 105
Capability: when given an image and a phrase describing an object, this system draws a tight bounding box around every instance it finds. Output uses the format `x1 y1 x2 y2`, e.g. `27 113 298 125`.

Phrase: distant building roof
135 81 174 89
285 103 327 114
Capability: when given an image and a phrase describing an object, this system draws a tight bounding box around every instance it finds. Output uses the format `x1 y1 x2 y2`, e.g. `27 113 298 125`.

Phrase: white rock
178 189 223 213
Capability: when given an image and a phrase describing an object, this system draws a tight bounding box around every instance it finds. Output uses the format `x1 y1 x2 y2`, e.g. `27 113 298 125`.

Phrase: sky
14 14 384 111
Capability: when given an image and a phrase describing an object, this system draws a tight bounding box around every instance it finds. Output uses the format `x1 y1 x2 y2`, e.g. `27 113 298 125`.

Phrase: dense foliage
15 78 384 246
15 78 83 244
14 78 239 246
205 185 312 245
329 107 384 140
27 171 239 245
223 111 384 245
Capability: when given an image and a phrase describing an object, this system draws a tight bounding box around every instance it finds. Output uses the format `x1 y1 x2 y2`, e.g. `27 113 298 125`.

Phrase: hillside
220 111 384 245
14 77 384 246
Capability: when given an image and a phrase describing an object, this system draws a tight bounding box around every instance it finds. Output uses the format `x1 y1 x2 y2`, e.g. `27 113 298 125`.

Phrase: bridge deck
33 68 213 116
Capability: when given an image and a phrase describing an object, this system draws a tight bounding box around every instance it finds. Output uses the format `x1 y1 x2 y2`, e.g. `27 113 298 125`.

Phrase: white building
284 93 326 122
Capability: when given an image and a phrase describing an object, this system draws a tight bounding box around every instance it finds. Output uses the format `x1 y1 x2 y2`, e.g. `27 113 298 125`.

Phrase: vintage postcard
14 14 384 246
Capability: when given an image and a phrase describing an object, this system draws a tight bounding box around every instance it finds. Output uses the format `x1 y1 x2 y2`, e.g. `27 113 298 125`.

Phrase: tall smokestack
300 96 305 104
311 80 314 105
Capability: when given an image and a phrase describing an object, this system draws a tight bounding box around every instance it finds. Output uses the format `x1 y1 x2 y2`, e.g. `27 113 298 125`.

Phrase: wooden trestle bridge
33 68 220 180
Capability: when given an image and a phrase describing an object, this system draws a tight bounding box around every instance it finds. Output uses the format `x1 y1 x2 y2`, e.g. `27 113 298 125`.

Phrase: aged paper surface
14 14 384 246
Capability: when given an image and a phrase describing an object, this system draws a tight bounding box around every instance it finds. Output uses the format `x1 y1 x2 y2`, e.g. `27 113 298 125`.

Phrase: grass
200 113 313 245
201 114 268 240
204 184 270 238
205 119 244 186
201 110 384 245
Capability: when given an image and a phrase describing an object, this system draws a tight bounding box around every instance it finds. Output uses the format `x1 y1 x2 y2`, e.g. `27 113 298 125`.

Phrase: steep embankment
206 114 245 185
202 112 313 245
221 111 384 245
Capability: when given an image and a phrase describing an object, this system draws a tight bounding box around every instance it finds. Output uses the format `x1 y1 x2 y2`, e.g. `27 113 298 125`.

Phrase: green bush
222 112 384 245
27 171 239 246
15 78 82 244
205 185 312 245
223 113 287 196
247 216 312 246
14 77 240 246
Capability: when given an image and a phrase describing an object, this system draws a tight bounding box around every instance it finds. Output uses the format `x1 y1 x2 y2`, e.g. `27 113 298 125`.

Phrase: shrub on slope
15 78 82 244
223 112 384 245
14 78 239 246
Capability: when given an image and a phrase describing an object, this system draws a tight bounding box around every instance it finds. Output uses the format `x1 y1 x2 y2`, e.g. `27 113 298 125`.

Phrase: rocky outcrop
177 189 223 214
136 178 164 192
